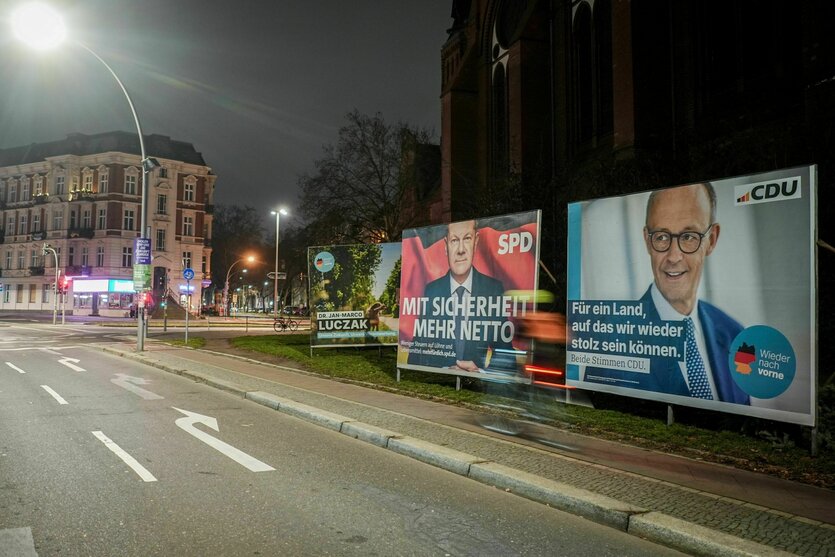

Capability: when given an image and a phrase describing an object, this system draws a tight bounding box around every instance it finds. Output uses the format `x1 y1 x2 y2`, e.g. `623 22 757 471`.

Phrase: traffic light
58 276 71 294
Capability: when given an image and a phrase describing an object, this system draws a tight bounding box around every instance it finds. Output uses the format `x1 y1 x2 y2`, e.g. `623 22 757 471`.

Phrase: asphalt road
0 323 682 556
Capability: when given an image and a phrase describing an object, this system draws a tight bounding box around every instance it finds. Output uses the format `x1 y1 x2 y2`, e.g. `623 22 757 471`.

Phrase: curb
629 513 796 557
98 345 799 557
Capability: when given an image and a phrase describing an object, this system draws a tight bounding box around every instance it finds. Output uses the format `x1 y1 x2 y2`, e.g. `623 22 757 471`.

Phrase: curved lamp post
222 256 254 316
41 243 59 324
270 208 288 318
12 3 156 351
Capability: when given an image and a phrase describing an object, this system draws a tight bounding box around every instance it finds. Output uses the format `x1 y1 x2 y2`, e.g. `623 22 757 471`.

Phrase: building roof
0 131 208 168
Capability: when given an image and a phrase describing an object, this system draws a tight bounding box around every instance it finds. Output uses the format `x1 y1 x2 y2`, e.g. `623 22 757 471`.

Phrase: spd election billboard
566 166 817 426
398 211 541 378
308 243 400 348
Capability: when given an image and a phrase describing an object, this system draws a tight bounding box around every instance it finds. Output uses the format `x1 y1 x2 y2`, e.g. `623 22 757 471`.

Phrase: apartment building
0 131 215 316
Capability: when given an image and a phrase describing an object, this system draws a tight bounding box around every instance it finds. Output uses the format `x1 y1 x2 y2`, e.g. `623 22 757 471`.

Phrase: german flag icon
734 342 756 374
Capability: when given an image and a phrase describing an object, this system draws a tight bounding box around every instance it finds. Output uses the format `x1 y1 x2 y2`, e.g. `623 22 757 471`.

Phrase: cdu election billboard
566 166 817 426
397 211 541 378
308 243 401 348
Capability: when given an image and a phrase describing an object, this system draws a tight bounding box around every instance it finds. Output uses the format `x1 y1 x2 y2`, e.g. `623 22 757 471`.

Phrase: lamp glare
12 3 67 50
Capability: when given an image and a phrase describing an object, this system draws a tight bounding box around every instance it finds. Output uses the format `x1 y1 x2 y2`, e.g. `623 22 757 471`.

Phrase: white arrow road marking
172 407 275 472
57 357 85 372
41 385 69 405
92 431 157 482
5 362 26 374
111 374 164 400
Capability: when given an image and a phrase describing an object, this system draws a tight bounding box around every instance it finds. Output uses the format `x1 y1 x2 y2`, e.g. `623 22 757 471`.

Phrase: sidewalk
98 341 835 557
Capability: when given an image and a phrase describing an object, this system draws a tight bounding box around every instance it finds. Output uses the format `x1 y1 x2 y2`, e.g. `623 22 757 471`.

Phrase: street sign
135 238 152 265
183 268 195 281
267 272 276 279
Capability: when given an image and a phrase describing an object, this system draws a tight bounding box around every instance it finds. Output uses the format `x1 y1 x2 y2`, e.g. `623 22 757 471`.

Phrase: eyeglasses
647 224 714 254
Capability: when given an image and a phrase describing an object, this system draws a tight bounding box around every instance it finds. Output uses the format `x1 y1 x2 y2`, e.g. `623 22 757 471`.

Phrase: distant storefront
72 278 136 317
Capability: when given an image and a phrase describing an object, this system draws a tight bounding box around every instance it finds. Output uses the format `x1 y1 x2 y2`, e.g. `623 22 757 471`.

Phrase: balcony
68 190 95 202
65 265 92 277
33 194 48 205
29 266 45 276
68 227 95 239
31 231 46 241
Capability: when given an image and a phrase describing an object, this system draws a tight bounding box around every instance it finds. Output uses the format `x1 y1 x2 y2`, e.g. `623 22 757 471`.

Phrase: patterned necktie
454 285 466 359
684 317 713 400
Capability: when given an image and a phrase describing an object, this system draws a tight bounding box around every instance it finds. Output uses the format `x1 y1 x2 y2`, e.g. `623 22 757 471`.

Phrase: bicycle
273 316 299 332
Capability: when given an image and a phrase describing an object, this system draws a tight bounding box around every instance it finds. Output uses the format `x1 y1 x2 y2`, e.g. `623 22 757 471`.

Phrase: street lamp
41 243 59 325
271 208 288 318
12 3 155 352
222 256 254 316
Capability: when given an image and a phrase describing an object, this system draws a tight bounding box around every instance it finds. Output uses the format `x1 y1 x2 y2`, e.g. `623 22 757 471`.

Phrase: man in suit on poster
407 219 510 371
582 183 750 404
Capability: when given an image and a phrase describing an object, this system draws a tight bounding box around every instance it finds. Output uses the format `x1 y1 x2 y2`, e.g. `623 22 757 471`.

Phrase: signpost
183 268 194 344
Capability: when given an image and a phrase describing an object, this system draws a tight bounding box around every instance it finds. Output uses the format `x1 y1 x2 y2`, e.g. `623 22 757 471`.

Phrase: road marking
173 407 275 472
0 527 38 556
58 357 85 372
111 374 164 400
41 385 69 405
0 345 81 352
5 362 26 374
92 431 157 482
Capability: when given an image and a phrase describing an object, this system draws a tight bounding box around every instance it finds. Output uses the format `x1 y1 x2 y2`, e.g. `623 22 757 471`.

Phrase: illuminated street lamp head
271 208 288 217
11 2 67 50
246 256 255 263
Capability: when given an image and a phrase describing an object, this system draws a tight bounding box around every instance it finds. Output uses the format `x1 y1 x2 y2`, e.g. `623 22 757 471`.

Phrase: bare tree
299 110 433 243
210 204 266 291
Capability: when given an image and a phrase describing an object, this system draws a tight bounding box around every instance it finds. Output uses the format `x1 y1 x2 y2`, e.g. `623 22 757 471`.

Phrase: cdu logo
734 177 801 206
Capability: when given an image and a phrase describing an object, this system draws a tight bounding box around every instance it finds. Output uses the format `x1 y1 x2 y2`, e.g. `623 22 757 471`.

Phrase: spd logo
734 177 801 206
497 231 533 254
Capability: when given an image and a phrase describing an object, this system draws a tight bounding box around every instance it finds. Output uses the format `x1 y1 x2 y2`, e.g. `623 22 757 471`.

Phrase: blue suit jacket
407 268 509 369
583 288 750 405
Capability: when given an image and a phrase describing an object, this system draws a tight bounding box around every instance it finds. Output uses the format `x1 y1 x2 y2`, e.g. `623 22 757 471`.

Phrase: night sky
0 0 451 224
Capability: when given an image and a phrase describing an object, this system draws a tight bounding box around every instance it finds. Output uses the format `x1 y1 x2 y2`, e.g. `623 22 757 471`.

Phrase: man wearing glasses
586 183 749 404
